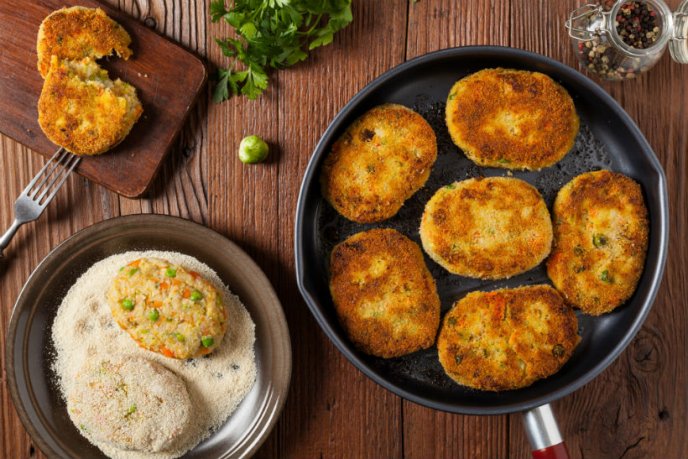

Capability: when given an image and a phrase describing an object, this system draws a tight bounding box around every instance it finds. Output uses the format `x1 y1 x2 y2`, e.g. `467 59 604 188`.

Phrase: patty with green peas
107 257 229 359
546 170 649 315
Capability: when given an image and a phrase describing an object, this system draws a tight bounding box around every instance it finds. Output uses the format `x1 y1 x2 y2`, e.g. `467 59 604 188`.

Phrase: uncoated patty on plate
547 170 649 315
445 68 579 170
108 257 228 359
320 104 437 223
420 177 553 279
329 228 441 358
437 285 579 391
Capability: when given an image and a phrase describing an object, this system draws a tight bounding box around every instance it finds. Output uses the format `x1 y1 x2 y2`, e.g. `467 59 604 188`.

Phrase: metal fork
0 148 81 257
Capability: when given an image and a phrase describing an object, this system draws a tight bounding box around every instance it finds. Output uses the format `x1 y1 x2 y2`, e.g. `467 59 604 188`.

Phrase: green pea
175 333 186 342
148 308 160 321
600 270 612 283
121 299 134 310
593 234 608 248
201 336 215 348
238 135 269 164
128 268 139 276
190 290 203 301
125 404 137 417
165 267 177 278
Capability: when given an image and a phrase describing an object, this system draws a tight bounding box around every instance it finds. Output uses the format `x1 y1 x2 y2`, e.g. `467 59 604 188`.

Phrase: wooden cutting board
0 0 207 198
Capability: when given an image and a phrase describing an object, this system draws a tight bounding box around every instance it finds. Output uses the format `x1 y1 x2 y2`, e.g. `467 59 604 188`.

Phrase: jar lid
669 0 688 63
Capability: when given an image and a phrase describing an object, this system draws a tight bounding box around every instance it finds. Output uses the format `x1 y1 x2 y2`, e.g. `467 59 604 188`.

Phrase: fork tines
24 148 81 207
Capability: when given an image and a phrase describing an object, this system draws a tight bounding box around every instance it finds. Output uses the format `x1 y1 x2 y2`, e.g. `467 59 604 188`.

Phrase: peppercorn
615 0 660 49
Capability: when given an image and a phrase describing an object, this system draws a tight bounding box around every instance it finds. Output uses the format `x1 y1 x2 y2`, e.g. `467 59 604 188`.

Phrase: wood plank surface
1 1 686 458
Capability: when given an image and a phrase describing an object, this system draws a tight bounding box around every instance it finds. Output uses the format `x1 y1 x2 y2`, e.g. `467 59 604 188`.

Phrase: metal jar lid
669 0 688 63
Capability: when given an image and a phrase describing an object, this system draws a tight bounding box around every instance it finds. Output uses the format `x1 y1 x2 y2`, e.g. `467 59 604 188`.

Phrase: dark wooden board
0 0 207 197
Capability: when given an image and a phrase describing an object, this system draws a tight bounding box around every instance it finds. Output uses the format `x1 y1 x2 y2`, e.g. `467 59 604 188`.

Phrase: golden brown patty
320 104 437 223
37 6 132 78
445 68 579 170
437 285 579 391
419 177 553 279
547 170 649 315
38 56 143 156
329 228 441 358
108 257 228 359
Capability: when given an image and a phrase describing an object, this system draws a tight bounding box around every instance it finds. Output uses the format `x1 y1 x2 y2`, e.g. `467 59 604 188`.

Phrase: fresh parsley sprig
210 0 353 101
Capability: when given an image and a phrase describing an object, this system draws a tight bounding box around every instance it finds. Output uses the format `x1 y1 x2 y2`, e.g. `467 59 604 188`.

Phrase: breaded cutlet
37 6 132 79
329 228 440 358
547 170 649 315
446 68 579 170
438 285 579 391
321 104 437 223
420 177 553 279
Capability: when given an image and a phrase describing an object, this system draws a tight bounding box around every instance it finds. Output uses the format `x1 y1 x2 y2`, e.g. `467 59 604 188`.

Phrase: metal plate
295 46 668 415
6 214 291 458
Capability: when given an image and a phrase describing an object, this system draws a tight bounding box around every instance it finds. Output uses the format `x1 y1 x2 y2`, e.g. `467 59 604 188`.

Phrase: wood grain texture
0 1 208 458
0 0 207 197
1 1 687 459
209 2 409 457
403 1 514 458
508 1 688 458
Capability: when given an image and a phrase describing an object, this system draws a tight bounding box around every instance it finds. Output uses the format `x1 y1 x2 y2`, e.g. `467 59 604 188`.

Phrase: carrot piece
160 346 175 358
159 282 169 290
189 271 200 279
182 288 191 299
128 259 141 267
153 300 163 308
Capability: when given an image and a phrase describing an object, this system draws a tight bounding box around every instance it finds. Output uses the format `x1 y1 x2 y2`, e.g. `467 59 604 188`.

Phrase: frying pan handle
522 404 570 459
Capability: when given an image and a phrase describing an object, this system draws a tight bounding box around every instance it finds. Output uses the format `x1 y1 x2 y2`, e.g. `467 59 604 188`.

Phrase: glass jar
566 0 688 80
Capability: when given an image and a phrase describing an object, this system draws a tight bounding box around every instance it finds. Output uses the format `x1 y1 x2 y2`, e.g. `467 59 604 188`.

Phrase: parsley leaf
210 0 353 101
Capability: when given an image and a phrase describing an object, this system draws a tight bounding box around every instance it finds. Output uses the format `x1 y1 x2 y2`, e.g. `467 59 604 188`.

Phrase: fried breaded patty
329 228 440 358
446 68 579 170
437 285 579 391
547 171 649 315
37 6 132 78
108 258 228 359
38 56 143 155
419 177 553 279
320 104 437 223
67 356 191 452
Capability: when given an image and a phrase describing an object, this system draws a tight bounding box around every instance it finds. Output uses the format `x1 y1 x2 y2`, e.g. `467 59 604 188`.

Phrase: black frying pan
294 46 668 458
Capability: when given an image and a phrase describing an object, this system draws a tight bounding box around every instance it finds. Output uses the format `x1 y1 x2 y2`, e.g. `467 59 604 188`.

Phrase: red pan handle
522 404 570 459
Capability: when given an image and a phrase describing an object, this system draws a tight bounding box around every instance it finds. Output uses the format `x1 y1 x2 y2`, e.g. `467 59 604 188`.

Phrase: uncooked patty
445 68 579 170
67 356 191 452
37 6 132 79
547 170 649 315
437 285 579 391
419 177 553 279
320 104 437 223
329 228 441 358
38 56 142 155
108 257 228 359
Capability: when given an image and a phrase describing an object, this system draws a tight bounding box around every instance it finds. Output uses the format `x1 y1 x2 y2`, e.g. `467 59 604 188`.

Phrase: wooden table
1 1 686 458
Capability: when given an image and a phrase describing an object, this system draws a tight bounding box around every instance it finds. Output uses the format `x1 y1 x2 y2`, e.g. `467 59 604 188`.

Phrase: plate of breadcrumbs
7 215 291 458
